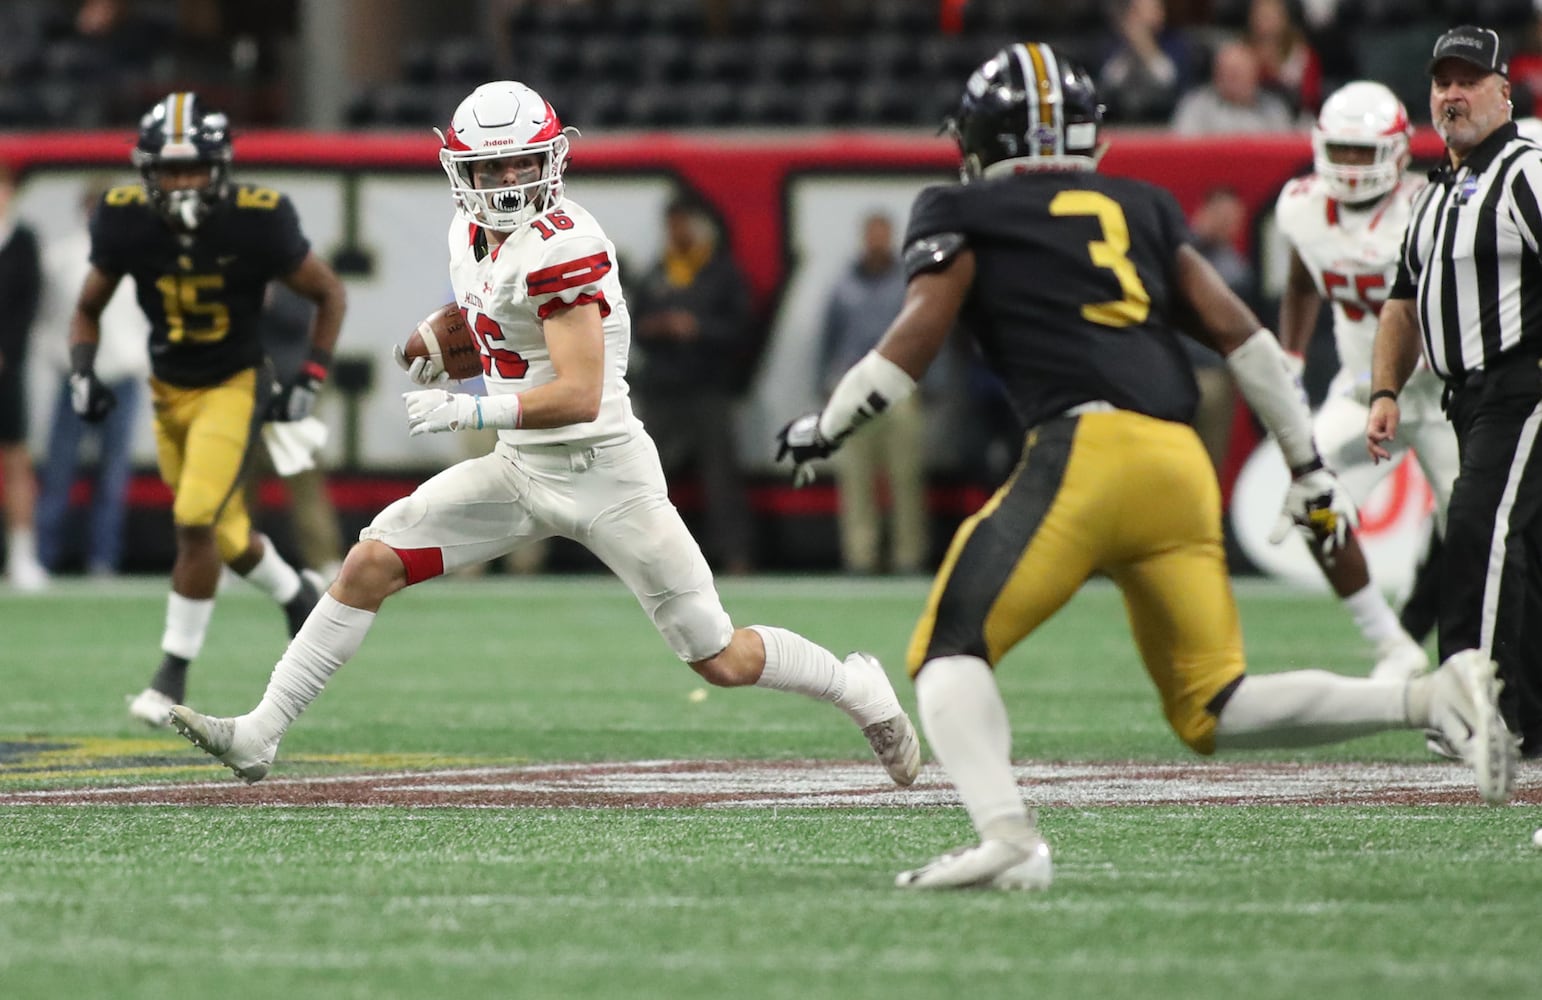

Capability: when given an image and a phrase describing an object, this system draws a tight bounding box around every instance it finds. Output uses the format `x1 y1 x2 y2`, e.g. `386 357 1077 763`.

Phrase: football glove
268 366 325 422
392 343 449 386
775 412 838 488
69 371 116 423
1269 465 1358 556
403 389 480 436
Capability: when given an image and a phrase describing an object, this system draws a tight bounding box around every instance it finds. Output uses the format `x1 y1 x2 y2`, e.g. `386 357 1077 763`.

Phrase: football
403 303 482 380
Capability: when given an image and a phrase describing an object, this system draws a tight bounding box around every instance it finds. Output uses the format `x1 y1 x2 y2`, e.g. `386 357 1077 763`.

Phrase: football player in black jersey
777 43 1513 890
68 92 347 727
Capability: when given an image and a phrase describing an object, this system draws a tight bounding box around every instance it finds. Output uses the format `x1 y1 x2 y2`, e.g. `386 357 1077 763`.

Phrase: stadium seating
7 0 1534 130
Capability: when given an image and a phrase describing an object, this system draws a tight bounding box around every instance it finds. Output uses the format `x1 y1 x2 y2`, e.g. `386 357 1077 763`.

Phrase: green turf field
1 576 1537 999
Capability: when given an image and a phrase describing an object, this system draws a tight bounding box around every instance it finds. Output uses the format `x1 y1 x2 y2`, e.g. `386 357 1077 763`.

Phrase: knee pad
653 588 733 663
361 495 429 543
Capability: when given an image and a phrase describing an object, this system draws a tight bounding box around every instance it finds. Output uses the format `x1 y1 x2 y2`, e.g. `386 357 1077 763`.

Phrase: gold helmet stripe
1018 43 1063 158
170 92 187 145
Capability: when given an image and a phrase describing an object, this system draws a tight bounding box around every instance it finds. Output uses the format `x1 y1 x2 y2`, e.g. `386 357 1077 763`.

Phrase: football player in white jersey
165 81 920 787
1274 80 1458 680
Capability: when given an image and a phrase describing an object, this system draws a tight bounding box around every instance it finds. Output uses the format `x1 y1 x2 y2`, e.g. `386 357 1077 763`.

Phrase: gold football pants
151 367 263 562
906 409 1246 754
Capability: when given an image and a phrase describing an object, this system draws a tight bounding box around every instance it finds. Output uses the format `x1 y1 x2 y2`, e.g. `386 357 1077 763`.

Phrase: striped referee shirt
1392 121 1542 380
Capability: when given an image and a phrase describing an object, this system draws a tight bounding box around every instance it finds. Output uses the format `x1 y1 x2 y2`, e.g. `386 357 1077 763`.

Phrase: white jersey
445 198 642 446
1274 172 1424 380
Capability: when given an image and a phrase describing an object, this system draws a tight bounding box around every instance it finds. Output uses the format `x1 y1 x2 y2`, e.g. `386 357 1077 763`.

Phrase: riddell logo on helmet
481 138 518 147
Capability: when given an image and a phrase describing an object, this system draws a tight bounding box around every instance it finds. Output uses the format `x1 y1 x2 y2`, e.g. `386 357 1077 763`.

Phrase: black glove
69 372 117 423
267 366 325 422
775 412 838 487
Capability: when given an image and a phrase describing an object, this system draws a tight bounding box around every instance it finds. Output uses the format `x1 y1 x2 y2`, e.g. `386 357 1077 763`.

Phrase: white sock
246 593 375 740
750 625 899 726
1344 583 1407 647
240 536 302 604
1406 673 1433 728
161 592 216 660
915 655 1032 838
1213 671 1410 749
6 527 37 567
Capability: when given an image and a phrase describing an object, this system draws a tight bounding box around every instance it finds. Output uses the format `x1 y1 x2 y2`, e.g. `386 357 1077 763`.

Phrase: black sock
150 654 190 703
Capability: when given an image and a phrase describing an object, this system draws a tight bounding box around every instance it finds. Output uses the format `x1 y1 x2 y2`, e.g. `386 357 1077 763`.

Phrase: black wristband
1369 388 1398 405
1289 455 1324 478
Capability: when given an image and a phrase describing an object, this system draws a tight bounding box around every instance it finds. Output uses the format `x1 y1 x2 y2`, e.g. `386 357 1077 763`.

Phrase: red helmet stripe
444 126 472 151
528 102 563 143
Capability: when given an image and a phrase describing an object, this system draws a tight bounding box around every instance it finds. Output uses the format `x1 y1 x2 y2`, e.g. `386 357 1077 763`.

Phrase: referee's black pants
1443 355 1542 756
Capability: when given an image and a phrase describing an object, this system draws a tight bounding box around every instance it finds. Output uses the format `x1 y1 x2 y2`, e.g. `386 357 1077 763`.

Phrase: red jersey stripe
536 290 610 320
527 252 612 294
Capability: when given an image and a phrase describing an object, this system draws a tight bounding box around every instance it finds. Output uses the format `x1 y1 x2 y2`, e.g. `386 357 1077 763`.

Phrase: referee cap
1427 25 1508 78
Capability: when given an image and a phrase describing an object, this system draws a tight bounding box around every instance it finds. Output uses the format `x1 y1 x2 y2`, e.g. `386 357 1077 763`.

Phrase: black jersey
905 170 1200 430
89 183 310 388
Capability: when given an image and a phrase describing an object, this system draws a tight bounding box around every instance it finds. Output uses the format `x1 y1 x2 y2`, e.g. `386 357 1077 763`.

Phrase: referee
1369 25 1542 759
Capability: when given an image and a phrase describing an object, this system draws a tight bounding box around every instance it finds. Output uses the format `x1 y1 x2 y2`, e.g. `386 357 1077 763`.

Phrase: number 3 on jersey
459 306 529 379
1050 190 1152 328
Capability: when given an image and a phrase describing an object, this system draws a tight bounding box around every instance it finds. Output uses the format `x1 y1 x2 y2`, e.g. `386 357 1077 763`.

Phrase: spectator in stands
35 178 147 578
630 194 756 574
1509 10 1542 119
1098 0 1200 123
0 162 45 590
1245 0 1323 116
1185 186 1258 472
1190 186 1259 307
1172 40 1296 134
1295 0 1357 90
819 211 928 575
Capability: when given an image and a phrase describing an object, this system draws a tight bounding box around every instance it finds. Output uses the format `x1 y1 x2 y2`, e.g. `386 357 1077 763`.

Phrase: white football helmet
1312 81 1411 204
436 81 576 230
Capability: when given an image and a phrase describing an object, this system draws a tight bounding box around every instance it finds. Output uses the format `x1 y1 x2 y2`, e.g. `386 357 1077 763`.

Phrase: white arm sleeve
816 350 918 442
1224 329 1319 471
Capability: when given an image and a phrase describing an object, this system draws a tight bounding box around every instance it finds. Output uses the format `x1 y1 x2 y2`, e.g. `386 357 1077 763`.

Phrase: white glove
1269 466 1359 556
403 389 480 436
393 343 449 386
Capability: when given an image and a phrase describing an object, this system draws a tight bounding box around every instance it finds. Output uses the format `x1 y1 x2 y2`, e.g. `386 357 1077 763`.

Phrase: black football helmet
946 42 1105 180
131 91 232 229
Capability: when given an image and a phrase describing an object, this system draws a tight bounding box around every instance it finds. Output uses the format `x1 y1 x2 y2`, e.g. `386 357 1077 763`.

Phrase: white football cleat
168 706 277 784
862 714 921 787
896 836 1053 891
1423 728 1462 761
7 557 49 593
1370 635 1429 682
1428 650 1516 805
845 652 921 786
127 688 176 727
